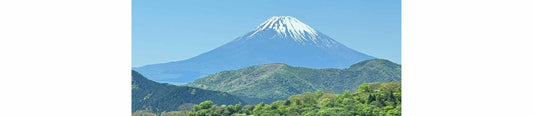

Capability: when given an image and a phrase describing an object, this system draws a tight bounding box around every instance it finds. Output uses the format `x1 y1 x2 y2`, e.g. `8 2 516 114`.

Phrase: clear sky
133 0 401 67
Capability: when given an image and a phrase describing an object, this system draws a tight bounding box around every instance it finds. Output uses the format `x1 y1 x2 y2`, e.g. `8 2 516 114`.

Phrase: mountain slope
187 82 401 116
185 59 400 104
132 70 244 113
134 16 375 84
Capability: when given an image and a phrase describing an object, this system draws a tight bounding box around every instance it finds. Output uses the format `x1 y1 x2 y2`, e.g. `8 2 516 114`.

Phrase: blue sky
133 0 401 67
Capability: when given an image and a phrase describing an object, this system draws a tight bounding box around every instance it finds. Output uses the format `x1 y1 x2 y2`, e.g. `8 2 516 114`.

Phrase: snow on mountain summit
247 16 320 43
135 16 376 84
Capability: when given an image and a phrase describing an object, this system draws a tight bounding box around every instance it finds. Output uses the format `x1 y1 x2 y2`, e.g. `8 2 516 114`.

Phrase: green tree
199 100 214 109
132 110 157 116
161 111 187 116
315 90 324 98
184 82 401 116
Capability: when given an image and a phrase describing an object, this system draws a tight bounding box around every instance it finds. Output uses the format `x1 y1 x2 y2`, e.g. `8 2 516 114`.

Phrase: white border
1 0 533 115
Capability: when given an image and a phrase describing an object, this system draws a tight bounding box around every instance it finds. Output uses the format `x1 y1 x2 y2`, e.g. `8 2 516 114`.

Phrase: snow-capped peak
248 16 319 43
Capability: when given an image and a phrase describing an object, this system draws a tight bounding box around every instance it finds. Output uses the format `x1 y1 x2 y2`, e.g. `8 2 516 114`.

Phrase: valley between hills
133 59 401 116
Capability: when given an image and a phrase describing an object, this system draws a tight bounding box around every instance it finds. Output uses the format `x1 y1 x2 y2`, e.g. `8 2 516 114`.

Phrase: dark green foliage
178 103 195 112
188 101 245 116
161 111 188 116
185 59 401 104
186 82 401 116
132 110 157 116
132 70 244 113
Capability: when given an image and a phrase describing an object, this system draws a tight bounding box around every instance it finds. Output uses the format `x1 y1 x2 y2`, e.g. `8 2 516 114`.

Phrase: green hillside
177 82 401 116
132 70 244 113
185 59 401 104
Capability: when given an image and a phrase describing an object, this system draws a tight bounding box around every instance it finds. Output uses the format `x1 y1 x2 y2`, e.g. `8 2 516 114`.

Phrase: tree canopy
136 82 401 116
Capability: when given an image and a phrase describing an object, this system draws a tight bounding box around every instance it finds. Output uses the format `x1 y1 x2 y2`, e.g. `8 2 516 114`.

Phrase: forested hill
134 82 401 116
132 70 244 113
185 59 401 104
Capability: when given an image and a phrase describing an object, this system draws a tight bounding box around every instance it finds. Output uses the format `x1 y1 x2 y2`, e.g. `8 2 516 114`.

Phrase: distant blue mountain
134 16 375 84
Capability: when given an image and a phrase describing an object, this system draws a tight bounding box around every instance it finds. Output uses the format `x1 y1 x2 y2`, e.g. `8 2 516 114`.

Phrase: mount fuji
135 16 375 84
